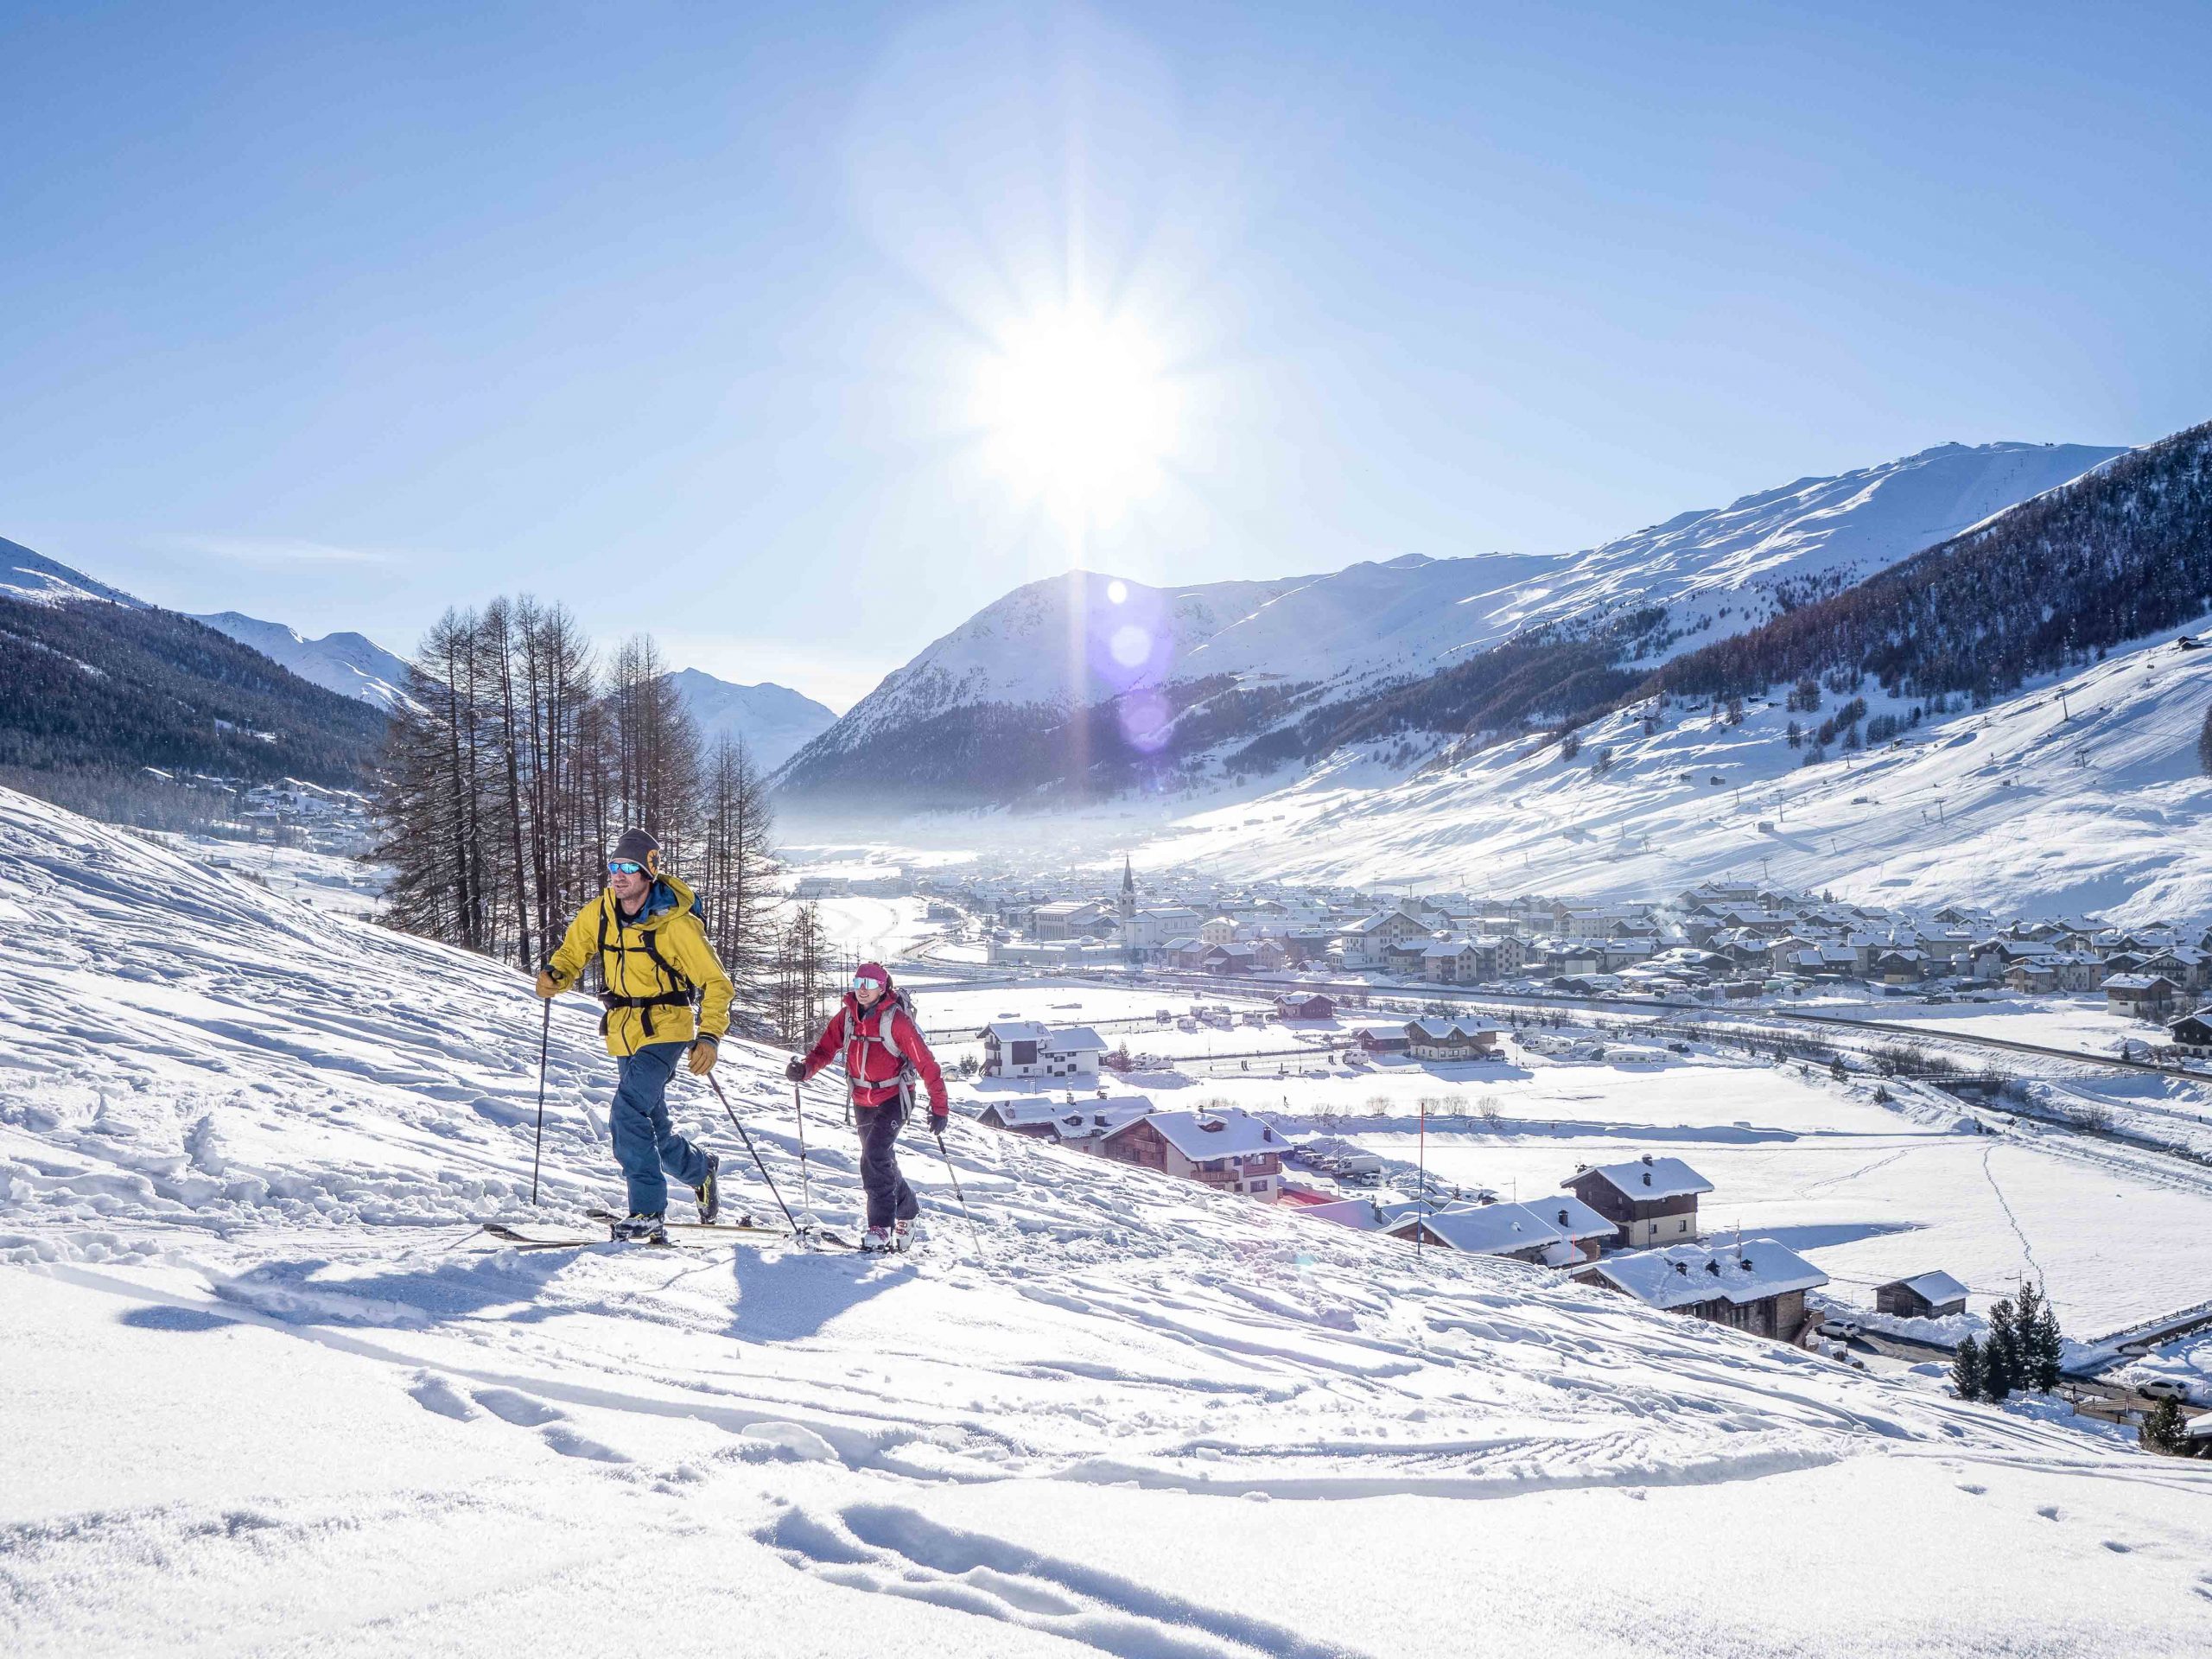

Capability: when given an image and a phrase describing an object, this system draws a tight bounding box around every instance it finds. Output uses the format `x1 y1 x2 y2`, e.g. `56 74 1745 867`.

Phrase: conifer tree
1950 1333 1985 1402
2139 1395 2189 1455
1982 1299 2020 1402
2015 1281 2063 1392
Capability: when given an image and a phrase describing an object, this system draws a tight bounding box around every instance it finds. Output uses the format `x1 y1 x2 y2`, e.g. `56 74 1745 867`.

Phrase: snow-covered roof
980 1021 1107 1054
1894 1270 1970 1306
1569 1156 1714 1201
1390 1198 1611 1256
1111 1109 1281 1161
976 1095 1153 1137
1587 1238 1828 1310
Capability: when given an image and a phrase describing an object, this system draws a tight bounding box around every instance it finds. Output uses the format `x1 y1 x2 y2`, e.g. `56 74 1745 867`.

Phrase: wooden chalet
1875 1270 1969 1319
1562 1154 1713 1249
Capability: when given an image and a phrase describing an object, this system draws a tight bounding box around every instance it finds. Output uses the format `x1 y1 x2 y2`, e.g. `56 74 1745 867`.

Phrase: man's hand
686 1038 717 1077
785 1057 808 1084
930 1109 949 1134
534 969 561 1000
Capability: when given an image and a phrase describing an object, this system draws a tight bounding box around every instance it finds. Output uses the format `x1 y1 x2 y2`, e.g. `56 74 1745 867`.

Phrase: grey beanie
609 828 662 868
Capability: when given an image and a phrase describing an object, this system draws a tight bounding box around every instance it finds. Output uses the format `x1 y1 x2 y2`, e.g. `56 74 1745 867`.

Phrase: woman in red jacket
788 962 946 1252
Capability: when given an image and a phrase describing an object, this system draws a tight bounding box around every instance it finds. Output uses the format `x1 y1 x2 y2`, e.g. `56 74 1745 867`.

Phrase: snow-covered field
1141 1047 2212 1339
1850 992 2171 1056
7 787 2212 1655
146 830 391 921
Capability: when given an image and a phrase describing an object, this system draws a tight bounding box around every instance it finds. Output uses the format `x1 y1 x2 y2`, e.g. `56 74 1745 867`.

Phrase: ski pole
793 1083 816 1224
530 993 551 1206
704 1071 802 1236
931 1122 986 1262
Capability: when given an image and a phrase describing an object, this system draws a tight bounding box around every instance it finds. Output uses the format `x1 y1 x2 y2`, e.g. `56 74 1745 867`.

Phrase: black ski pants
854 1102 919 1230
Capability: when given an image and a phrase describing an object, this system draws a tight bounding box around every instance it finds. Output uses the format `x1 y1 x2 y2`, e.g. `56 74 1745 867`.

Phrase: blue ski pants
610 1041 710 1215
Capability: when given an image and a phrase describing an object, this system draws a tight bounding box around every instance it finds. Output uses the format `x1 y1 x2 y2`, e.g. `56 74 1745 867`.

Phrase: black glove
785 1057 808 1083
929 1109 949 1133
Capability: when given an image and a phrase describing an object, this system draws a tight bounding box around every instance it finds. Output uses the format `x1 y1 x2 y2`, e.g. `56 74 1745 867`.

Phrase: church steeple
1119 851 1135 919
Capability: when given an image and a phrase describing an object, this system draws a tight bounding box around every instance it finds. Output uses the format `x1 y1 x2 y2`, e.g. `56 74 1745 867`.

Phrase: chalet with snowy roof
1388 1197 1614 1264
1868 948 1928 985
1875 1270 1970 1319
2170 1008 2212 1058
1338 907 1437 967
971 1095 1153 1146
2139 947 2209 993
978 1021 1109 1079
1577 1238 1827 1342
2105 973 2183 1020
1351 1023 1411 1054
1562 1154 1713 1249
1404 1019 1502 1061
1274 992 1338 1021
1097 1108 1283 1201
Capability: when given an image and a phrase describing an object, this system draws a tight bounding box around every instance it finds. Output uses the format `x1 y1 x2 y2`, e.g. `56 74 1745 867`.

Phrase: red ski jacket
798 992 948 1114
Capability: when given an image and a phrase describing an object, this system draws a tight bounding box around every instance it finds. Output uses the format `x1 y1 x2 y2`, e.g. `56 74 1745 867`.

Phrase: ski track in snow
6 786 2212 1653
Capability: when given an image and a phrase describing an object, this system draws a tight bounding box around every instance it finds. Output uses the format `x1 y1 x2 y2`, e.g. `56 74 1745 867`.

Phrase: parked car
2139 1378 2191 1400
1818 1319 1863 1341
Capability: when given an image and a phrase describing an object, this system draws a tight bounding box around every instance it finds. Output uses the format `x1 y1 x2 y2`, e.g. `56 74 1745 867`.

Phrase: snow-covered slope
1158 615 2212 926
780 442 2120 809
0 536 145 607
668 666 837 771
5 784 2210 1653
189 610 414 711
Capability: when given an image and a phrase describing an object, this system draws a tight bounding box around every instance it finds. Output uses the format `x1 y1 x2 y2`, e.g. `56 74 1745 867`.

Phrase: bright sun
971 307 1179 524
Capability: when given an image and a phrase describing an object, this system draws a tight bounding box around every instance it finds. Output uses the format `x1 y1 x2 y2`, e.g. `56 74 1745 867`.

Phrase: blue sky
3 2 2207 710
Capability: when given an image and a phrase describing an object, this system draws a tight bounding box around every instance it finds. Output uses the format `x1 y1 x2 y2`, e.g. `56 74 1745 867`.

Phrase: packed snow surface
4 787 2211 1654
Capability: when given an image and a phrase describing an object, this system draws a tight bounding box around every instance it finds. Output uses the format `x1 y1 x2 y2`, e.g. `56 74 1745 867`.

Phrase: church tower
1119 851 1136 920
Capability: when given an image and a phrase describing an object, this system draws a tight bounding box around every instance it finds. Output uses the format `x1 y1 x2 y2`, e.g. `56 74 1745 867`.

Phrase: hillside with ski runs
1159 421 2212 916
774 441 2120 813
4 782 2211 1654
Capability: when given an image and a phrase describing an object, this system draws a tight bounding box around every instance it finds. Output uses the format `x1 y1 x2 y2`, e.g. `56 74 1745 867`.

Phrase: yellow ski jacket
546 874 734 1058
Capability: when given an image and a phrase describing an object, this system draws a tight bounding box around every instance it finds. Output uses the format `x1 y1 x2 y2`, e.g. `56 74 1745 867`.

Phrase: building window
1678 1219 1689 1234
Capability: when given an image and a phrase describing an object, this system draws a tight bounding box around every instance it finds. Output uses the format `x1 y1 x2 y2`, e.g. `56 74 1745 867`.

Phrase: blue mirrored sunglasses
607 860 646 875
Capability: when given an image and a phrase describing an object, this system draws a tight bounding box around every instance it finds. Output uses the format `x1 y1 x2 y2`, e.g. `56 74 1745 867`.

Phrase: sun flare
971 308 1180 524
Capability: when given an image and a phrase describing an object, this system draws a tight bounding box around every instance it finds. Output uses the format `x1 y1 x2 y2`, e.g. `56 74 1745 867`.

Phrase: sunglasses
851 976 885 991
607 860 647 875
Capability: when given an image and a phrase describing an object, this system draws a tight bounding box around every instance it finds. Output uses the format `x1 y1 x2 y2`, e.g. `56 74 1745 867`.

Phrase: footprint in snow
471 1387 565 1427
1955 1483 1986 1496
539 1425 628 1463
2101 1541 2133 1554
2036 1505 2060 1521
407 1373 477 1421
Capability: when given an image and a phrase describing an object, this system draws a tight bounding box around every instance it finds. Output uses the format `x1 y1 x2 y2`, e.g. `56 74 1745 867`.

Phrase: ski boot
860 1225 894 1254
612 1211 669 1244
891 1217 916 1253
695 1154 721 1224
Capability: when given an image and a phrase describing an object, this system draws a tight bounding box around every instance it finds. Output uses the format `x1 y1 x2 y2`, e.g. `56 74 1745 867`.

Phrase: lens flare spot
1109 624 1153 668
1106 579 1128 605
1116 689 1174 753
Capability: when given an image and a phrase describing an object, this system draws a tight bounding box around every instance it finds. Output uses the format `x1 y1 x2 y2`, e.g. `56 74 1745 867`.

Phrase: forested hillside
0 590 389 825
1653 421 2212 704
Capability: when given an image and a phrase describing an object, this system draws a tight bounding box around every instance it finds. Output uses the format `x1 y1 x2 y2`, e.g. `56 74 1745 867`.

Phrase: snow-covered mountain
778 442 2122 812
666 667 836 771
0 536 145 607
6 780 2207 1651
190 610 415 711
1156 613 2212 926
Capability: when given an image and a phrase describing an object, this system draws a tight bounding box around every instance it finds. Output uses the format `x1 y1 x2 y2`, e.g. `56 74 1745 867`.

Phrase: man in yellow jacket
537 828 734 1242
